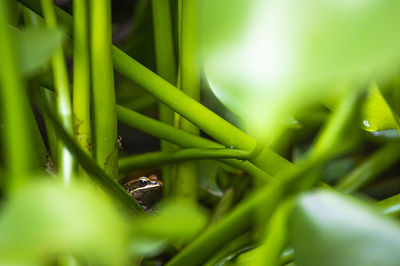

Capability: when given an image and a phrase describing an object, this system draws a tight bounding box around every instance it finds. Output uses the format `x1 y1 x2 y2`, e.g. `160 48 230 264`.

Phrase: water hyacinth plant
1 0 400 265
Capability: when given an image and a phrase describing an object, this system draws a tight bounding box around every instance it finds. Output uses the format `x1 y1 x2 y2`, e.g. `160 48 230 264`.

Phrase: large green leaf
290 190 400 266
200 0 400 133
0 179 129 265
15 27 64 76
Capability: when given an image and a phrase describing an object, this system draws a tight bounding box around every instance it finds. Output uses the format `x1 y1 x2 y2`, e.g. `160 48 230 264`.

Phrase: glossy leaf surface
290 190 400 266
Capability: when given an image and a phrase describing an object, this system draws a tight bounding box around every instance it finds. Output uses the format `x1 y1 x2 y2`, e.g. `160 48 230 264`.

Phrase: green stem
17 0 294 176
311 88 362 160
119 148 250 174
151 0 176 84
41 0 74 184
73 0 92 156
336 142 400 193
113 47 292 174
0 0 37 191
376 193 400 217
90 0 118 178
203 233 253 266
151 0 177 196
36 92 145 215
252 198 294 266
117 105 271 181
166 160 322 266
208 187 235 225
176 0 201 200
179 0 200 133
36 88 58 165
121 95 157 112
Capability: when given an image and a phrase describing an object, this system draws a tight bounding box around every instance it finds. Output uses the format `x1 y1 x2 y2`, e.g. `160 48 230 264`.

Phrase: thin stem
112 48 293 175
73 0 92 156
376 193 400 217
36 92 145 215
90 0 118 178
336 142 400 193
311 88 362 160
203 233 253 266
117 105 271 182
0 0 37 191
166 160 322 266
17 0 294 176
151 0 177 196
41 0 74 185
120 95 157 112
119 148 250 174
252 198 294 266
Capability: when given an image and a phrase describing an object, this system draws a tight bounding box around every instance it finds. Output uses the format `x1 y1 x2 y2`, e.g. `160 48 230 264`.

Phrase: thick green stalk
151 0 177 196
17 0 293 176
112 48 292 175
73 0 92 156
90 0 118 178
176 0 201 199
336 142 400 193
41 0 74 184
0 0 37 191
151 0 176 84
117 106 271 181
119 148 251 174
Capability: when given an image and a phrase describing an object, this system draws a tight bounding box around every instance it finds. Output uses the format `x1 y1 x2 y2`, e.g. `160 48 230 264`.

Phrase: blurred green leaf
201 0 400 133
0 179 129 265
361 83 397 132
129 200 208 256
290 190 400 266
15 27 64 76
132 200 207 241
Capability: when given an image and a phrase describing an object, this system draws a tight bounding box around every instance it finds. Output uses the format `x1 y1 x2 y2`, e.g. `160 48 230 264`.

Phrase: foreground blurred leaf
133 200 207 240
201 0 400 133
290 190 400 266
361 83 397 132
0 179 129 265
15 27 64 76
129 200 208 256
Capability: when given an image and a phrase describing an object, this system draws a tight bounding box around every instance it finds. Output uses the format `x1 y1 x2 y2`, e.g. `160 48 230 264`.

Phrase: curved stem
119 148 250 174
17 0 294 176
336 142 400 193
117 105 271 181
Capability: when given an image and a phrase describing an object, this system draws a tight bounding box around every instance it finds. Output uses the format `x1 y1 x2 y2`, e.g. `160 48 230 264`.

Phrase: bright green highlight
90 0 118 179
0 0 37 191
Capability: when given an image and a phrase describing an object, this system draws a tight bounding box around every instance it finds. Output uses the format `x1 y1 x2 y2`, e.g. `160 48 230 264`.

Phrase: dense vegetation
1 0 400 265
